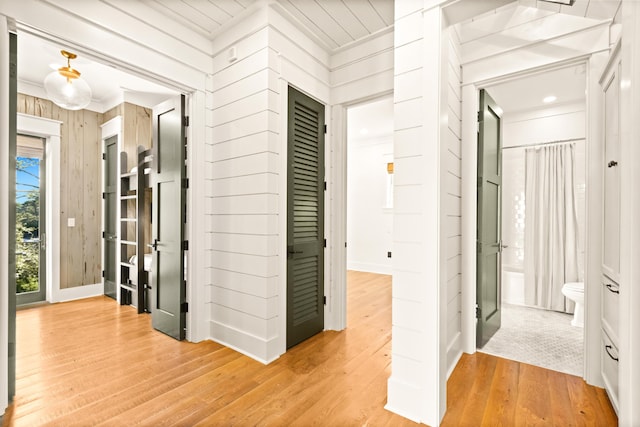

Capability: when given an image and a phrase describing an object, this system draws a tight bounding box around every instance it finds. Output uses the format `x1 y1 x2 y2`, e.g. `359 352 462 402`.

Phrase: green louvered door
287 87 325 349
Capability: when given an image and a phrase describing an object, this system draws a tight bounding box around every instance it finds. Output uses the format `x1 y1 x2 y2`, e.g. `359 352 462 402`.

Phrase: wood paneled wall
17 94 102 289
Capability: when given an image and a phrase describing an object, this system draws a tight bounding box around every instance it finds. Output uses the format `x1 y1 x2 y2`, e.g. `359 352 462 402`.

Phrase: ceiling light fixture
543 95 557 103
44 50 92 110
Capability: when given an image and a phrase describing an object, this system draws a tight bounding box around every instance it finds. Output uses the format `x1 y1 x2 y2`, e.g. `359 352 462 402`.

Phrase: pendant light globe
43 50 92 111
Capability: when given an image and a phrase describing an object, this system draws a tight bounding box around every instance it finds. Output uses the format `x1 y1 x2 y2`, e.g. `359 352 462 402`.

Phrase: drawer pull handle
605 345 619 362
605 283 620 294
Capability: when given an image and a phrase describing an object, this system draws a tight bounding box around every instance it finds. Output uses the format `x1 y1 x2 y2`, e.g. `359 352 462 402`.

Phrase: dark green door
476 89 503 348
103 135 118 299
151 96 186 340
8 30 17 402
286 87 325 349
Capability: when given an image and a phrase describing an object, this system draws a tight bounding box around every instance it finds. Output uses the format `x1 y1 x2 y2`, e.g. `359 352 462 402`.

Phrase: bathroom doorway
477 64 587 376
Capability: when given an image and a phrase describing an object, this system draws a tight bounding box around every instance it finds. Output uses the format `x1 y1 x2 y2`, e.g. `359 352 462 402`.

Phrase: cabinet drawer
602 278 619 344
601 330 619 414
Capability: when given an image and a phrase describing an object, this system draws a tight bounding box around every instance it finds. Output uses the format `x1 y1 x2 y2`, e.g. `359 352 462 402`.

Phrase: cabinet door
602 60 621 281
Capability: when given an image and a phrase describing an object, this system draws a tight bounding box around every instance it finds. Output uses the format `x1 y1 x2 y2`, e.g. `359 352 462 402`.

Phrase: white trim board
460 58 603 389
17 113 61 306
51 283 103 303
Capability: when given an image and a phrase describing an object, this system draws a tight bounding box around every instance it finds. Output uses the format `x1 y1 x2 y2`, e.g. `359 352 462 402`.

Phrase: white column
584 51 607 387
460 84 478 354
386 1 447 424
618 0 640 424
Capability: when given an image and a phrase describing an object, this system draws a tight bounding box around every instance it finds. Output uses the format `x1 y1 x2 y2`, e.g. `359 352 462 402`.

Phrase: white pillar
386 1 447 424
618 1 640 424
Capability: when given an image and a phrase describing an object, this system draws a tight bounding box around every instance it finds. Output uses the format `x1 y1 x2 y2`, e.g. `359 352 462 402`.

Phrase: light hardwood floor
3 271 616 426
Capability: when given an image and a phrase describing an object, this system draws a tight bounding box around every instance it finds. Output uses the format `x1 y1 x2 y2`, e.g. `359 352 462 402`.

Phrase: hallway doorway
475 64 587 377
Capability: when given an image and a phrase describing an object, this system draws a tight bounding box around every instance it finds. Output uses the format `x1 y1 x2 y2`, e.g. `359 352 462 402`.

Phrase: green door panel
151 95 186 341
477 89 503 348
287 87 325 349
104 135 118 299
8 29 17 402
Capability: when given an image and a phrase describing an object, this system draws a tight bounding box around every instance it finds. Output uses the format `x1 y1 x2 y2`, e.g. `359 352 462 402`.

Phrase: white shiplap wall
207 3 331 363
386 1 447 425
330 28 394 104
445 27 463 376
208 8 281 362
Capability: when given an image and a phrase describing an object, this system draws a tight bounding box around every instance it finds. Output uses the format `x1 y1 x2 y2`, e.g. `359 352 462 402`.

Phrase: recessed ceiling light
543 95 557 103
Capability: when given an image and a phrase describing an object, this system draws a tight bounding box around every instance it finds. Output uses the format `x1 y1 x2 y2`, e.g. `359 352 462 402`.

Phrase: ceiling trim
269 1 334 52
331 25 394 56
460 19 611 67
465 55 590 89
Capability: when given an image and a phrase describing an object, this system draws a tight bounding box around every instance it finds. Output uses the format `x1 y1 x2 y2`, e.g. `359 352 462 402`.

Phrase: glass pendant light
44 50 92 111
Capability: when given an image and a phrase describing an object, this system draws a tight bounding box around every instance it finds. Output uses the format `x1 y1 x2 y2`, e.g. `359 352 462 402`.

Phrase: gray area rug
478 303 583 377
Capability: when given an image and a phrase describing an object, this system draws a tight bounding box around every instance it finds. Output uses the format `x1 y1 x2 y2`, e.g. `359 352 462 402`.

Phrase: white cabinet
599 42 621 415
602 51 621 283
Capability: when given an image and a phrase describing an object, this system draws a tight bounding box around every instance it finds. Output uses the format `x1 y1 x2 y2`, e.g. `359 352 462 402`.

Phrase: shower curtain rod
502 137 585 150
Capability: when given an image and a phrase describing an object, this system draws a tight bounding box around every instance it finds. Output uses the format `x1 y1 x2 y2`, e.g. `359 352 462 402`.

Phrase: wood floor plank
2 272 617 426
481 357 520 425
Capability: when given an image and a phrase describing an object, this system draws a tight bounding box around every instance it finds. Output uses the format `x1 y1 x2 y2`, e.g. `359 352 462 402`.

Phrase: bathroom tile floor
478 303 583 377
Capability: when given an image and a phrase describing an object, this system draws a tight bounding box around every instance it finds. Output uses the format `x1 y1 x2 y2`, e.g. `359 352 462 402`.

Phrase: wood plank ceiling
139 1 620 52
142 0 394 51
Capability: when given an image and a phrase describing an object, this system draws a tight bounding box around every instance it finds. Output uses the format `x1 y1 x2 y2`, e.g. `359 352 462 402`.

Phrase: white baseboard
51 283 103 303
209 320 281 365
347 261 392 275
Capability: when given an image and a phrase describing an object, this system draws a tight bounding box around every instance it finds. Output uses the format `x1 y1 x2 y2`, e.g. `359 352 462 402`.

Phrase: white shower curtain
524 143 580 313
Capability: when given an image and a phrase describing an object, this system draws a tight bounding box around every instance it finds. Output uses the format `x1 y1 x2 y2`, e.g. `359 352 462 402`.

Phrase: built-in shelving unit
119 146 151 313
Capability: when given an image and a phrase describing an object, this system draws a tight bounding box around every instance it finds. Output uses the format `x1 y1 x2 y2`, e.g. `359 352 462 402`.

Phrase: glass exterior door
16 134 46 305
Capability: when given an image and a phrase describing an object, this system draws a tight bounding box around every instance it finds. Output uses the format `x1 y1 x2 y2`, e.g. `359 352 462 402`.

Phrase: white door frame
326 91 394 332
9 21 206 341
16 113 62 304
460 55 605 387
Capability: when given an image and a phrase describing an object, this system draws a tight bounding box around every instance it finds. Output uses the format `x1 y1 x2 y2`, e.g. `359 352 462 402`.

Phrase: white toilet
562 282 584 327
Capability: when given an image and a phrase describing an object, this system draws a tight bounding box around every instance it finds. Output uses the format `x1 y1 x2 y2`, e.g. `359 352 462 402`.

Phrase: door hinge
323 296 326 305
181 302 189 312
477 111 482 122
476 304 481 319
324 181 327 191
324 238 327 248
183 241 189 251
102 231 105 239
102 153 106 160
101 270 105 278
102 192 106 200
182 178 189 189
183 116 190 127
324 124 327 134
